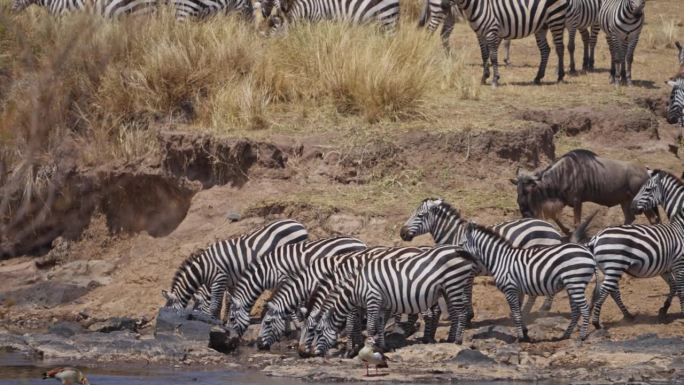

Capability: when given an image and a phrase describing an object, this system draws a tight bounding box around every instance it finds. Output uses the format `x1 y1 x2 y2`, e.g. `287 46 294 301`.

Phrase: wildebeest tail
569 209 599 244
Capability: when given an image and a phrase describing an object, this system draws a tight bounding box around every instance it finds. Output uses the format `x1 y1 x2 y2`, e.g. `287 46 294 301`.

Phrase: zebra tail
570 209 599 244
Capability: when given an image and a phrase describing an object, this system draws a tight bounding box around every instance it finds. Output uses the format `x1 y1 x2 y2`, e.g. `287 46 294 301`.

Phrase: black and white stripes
460 223 596 341
162 219 308 318
599 0 645 85
667 78 684 127
11 0 253 20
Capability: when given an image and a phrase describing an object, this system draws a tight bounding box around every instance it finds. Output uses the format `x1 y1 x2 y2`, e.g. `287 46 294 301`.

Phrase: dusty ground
1 0 684 383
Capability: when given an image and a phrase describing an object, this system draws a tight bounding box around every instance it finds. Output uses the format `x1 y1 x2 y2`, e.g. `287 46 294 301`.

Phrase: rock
587 328 610 341
208 326 239 354
155 307 216 342
471 325 517 344
495 345 520 365
227 212 241 222
48 321 86 337
88 317 138 333
0 282 90 308
453 349 495 366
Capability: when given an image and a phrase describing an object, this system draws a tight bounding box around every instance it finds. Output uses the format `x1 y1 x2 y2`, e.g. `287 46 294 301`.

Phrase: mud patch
402 124 555 167
159 132 288 188
518 106 659 140
634 95 670 119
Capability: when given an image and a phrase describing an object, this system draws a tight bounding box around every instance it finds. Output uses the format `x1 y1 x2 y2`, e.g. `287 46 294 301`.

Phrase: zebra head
191 285 212 313
256 303 288 350
297 308 319 357
10 0 35 12
628 0 645 17
401 197 458 241
161 289 186 311
631 170 664 214
666 79 684 126
227 299 251 337
313 314 337 357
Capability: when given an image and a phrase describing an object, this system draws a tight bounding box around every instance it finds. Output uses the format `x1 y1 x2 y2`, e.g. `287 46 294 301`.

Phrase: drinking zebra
400 198 566 315
587 169 684 327
313 246 475 355
10 0 252 20
421 0 568 87
666 78 684 127
599 0 645 85
460 222 596 341
162 219 308 319
259 0 400 33
226 236 366 339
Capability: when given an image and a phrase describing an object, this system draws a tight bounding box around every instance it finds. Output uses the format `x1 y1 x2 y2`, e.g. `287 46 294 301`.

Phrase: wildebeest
511 149 659 233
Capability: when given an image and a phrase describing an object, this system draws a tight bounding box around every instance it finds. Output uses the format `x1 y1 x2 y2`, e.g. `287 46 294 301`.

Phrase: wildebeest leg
553 218 571 235
573 202 582 229
621 201 636 225
658 272 676 320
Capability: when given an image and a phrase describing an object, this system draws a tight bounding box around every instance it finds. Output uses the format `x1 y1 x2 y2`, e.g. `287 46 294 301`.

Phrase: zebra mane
170 248 206 291
651 169 683 185
469 222 515 247
427 198 461 219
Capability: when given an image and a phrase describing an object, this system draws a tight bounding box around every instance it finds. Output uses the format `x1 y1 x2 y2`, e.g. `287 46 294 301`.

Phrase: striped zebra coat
598 0 644 85
11 0 252 20
400 198 564 318
666 78 684 127
425 0 568 87
226 236 366 340
461 223 596 341
587 170 684 328
313 246 475 355
162 219 308 318
260 0 400 33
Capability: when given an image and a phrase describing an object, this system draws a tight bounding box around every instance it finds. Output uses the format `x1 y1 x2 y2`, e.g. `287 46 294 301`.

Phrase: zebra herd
11 0 658 88
162 164 684 357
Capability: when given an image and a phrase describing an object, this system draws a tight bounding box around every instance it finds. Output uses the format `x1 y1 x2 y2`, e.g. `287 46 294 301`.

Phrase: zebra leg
609 289 634 320
405 313 420 336
445 291 467 344
521 295 536 316
463 273 475 325
425 0 446 34
624 35 639 86
533 28 551 84
658 272 676 320
208 278 227 319
477 35 491 84
504 288 529 342
486 33 502 88
344 308 362 357
561 298 579 340
591 285 611 329
579 28 590 72
568 26 578 75
503 39 511 66
565 283 591 340
541 296 553 312
674 269 684 317
440 3 456 52
607 34 618 84
366 300 383 348
550 23 565 82
588 22 600 71
422 304 441 343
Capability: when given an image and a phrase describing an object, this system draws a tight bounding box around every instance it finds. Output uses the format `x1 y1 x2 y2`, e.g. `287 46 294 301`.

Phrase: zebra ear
667 80 677 87
161 290 171 300
509 178 518 185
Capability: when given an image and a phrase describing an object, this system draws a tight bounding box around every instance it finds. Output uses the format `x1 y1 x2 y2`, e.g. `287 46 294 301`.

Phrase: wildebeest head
510 168 542 218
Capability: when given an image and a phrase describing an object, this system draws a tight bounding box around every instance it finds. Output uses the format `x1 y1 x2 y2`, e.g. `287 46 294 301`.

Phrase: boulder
208 326 239 354
155 307 219 342
453 349 495 366
48 321 86 337
88 317 138 333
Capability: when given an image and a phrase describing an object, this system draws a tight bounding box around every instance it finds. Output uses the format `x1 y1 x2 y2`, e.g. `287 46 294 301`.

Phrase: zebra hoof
569 70 578 76
658 308 669 322
623 313 636 322
421 337 437 344
517 335 531 343
533 78 542 85
592 321 601 330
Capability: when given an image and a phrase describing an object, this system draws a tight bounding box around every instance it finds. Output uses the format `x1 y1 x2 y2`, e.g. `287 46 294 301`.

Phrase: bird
42 367 90 385
358 337 391 376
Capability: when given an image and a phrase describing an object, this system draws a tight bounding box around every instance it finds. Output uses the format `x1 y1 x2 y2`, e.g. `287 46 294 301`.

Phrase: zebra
421 0 568 87
313 245 475 355
257 247 430 354
599 0 644 85
259 0 400 34
161 219 308 319
400 198 567 318
460 222 596 341
226 236 366 341
666 78 684 127
588 169 684 327
10 0 252 20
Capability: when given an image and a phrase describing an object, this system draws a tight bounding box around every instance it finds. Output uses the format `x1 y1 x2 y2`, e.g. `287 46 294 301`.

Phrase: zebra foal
460 222 596 341
162 219 308 319
599 0 644 85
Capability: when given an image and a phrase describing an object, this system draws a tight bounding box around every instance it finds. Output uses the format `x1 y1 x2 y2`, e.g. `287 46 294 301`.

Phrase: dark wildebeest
511 149 659 234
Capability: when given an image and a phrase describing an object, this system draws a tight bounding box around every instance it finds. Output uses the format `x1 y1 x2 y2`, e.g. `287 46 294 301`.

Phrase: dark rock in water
384 332 408 351
453 349 495 366
49 321 86 337
208 326 239 354
88 317 138 333
155 307 217 341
